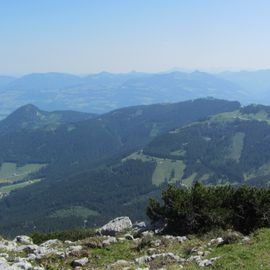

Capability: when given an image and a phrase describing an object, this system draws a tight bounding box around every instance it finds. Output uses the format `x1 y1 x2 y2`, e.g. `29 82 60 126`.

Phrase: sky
1 0 270 75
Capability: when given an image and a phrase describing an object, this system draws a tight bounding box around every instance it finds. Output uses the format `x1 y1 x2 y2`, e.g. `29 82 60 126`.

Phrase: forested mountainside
5 99 270 236
143 105 270 187
3 102 270 236
2 99 270 236
5 103 270 236
0 98 239 170
0 98 240 236
7 100 270 236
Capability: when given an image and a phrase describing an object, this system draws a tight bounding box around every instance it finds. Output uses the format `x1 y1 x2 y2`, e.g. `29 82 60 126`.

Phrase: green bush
147 183 270 235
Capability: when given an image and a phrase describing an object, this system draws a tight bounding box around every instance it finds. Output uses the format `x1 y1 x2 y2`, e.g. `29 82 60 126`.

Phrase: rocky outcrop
0 217 232 269
96 216 132 236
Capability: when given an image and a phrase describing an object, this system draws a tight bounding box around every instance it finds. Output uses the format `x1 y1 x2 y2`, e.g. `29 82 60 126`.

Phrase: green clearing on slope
0 179 41 193
244 161 270 181
152 159 185 186
226 132 245 162
181 172 197 186
0 162 46 183
123 151 185 186
210 109 270 124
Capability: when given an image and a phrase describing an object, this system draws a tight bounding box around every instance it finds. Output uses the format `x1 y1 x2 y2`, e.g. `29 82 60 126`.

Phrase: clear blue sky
1 0 270 74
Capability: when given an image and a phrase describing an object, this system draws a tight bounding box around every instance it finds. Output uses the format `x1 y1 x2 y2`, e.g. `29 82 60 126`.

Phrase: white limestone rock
97 217 132 236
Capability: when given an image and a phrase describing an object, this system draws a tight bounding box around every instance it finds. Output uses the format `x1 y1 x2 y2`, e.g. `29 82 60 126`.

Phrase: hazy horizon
1 0 270 74
3 67 270 78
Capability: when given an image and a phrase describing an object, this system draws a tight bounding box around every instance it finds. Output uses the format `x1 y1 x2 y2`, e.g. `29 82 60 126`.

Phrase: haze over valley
1 70 270 119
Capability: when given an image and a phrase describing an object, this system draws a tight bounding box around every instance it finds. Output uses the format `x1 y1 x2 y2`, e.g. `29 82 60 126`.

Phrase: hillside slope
143 105 270 187
0 99 240 236
2 103 268 235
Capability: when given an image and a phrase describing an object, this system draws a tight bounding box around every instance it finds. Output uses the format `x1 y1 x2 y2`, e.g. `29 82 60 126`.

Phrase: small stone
208 237 224 246
106 259 131 269
12 260 33 270
176 236 188 243
102 237 117 247
141 231 154 237
135 253 185 265
40 239 62 247
133 221 146 229
242 236 250 243
27 253 37 261
0 257 8 267
198 256 221 267
151 239 162 247
64 240 74 245
69 245 83 252
125 234 134 240
216 237 224 244
71 257 89 267
0 253 9 258
162 235 174 240
147 248 156 255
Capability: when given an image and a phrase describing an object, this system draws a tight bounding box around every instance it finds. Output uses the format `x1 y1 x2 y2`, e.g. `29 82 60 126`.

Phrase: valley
0 98 240 236
2 99 270 237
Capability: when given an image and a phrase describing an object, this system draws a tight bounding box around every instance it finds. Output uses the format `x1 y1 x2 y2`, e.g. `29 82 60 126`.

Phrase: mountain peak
0 104 44 131
17 103 40 112
8 104 42 119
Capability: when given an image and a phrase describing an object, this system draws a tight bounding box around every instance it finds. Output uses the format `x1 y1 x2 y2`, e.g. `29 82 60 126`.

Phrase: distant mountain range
1 69 270 119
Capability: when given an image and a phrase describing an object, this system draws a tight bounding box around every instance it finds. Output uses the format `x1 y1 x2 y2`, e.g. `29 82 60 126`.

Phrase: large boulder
97 217 132 236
